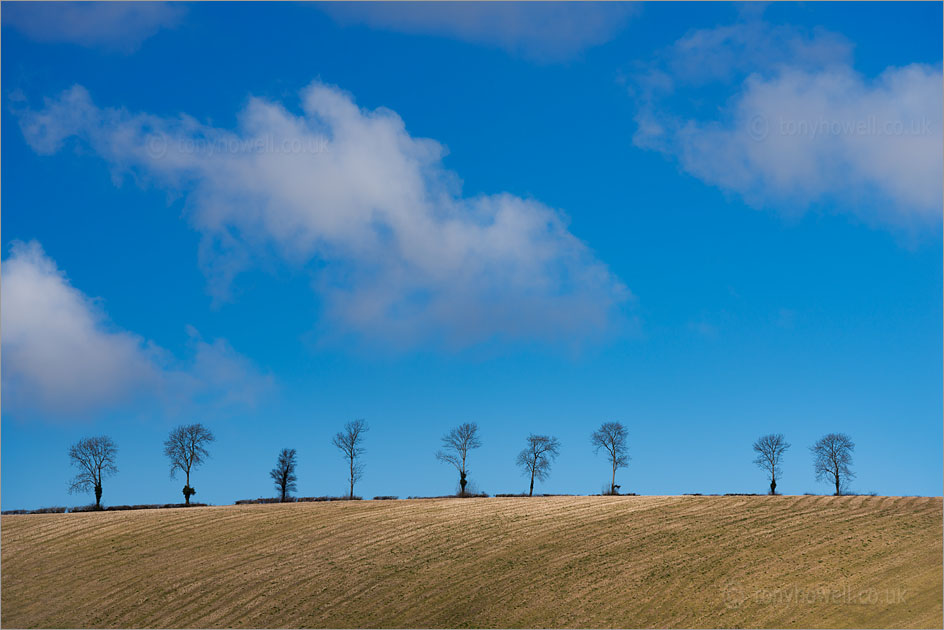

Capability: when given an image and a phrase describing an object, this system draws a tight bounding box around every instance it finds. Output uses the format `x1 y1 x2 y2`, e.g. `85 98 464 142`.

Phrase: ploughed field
2 495 941 628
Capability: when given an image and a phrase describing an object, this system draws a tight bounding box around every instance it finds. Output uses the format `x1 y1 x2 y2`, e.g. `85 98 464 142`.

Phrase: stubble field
2 495 941 628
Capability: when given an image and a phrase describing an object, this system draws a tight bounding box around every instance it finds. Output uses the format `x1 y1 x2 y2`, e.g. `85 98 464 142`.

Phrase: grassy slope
2 496 941 629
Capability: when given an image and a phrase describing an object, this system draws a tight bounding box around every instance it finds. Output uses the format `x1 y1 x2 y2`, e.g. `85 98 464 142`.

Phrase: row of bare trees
65 423 858 507
433 422 627 497
752 432 856 496
268 419 370 502
273 420 626 500
65 420 625 505
67 423 216 509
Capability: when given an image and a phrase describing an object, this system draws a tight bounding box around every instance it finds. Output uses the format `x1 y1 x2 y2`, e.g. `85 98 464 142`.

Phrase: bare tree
270 448 298 502
811 433 855 496
516 434 561 497
752 433 791 495
333 419 368 499
163 423 215 505
436 422 481 496
68 436 118 509
591 421 629 495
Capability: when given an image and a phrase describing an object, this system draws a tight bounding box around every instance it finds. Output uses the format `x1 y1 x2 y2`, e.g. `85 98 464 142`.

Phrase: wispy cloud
2 2 185 52
688 320 719 339
630 16 942 230
16 82 630 349
318 1 639 62
1 241 272 419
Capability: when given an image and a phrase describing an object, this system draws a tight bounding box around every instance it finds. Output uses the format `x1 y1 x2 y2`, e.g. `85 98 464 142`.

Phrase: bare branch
333 419 368 498
811 433 855 496
270 448 298 502
163 423 214 504
591 421 629 494
752 433 790 495
435 423 481 496
68 436 118 508
516 434 561 496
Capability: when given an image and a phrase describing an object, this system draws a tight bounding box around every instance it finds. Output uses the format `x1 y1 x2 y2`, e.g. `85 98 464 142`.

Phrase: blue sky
2 2 941 509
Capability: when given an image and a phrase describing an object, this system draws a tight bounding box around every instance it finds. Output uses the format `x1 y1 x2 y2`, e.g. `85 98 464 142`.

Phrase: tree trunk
185 470 191 505
770 477 776 496
459 471 467 497
350 458 355 499
835 474 840 496
94 483 102 508
529 473 535 497
611 463 617 495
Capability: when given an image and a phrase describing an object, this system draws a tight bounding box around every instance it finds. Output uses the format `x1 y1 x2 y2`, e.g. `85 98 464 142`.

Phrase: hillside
2 495 941 628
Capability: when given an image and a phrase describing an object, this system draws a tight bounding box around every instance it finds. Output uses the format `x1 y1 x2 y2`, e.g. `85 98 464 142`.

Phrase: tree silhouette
68 436 118 509
516 434 561 496
811 433 855 496
436 423 481 496
163 423 215 505
270 448 298 502
752 433 790 495
333 420 368 499
591 422 629 495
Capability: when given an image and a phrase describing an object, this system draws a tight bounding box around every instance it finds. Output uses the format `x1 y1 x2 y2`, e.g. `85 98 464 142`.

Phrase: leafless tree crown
436 422 481 496
68 436 118 507
270 448 298 502
591 422 629 466
591 421 629 494
333 419 368 498
436 422 481 473
811 432 855 495
752 433 790 494
516 434 561 496
163 423 215 480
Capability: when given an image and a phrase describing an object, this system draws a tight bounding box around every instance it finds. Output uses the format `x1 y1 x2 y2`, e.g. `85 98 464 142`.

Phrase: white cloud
1 241 271 418
2 2 184 52
631 18 942 229
16 82 630 348
176 326 274 409
318 1 638 62
654 20 854 86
